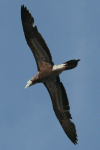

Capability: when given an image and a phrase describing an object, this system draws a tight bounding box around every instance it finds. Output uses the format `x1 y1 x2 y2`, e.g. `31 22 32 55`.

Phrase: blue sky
0 0 100 149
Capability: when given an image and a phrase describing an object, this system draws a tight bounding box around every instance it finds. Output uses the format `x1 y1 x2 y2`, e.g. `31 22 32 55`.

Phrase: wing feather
43 76 78 144
21 5 54 70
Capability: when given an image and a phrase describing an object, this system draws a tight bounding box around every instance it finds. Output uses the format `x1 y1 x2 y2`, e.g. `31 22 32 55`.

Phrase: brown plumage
21 5 80 144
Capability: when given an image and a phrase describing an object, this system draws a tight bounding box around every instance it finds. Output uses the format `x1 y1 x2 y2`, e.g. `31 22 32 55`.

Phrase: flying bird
21 5 80 144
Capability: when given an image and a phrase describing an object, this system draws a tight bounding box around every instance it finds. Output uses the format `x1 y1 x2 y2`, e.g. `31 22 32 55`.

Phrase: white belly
52 64 66 71
51 64 66 76
40 64 66 82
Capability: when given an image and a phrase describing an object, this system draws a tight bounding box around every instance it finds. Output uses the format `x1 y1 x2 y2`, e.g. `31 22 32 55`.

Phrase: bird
21 5 80 145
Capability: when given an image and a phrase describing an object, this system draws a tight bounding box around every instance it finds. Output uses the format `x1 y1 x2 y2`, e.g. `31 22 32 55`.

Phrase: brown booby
21 5 80 145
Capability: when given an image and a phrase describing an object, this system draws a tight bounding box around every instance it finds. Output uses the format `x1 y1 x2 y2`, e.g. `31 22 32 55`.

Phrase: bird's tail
64 59 80 70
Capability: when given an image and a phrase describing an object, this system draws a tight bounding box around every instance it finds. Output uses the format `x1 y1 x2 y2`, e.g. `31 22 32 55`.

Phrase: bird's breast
39 66 63 82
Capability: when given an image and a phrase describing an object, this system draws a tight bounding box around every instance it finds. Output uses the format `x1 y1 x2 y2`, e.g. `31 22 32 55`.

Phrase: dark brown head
25 72 41 88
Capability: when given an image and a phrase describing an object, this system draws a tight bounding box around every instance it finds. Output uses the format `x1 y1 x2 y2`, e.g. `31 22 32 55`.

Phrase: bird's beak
25 80 32 88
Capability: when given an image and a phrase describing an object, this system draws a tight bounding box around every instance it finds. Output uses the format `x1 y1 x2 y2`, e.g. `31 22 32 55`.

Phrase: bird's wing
21 5 54 71
43 76 78 144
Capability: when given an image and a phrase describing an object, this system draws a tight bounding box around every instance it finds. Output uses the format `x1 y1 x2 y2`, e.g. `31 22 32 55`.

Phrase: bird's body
25 63 66 88
21 5 80 144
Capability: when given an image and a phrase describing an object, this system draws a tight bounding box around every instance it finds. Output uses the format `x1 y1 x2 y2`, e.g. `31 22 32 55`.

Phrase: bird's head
25 72 40 88
25 77 34 88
